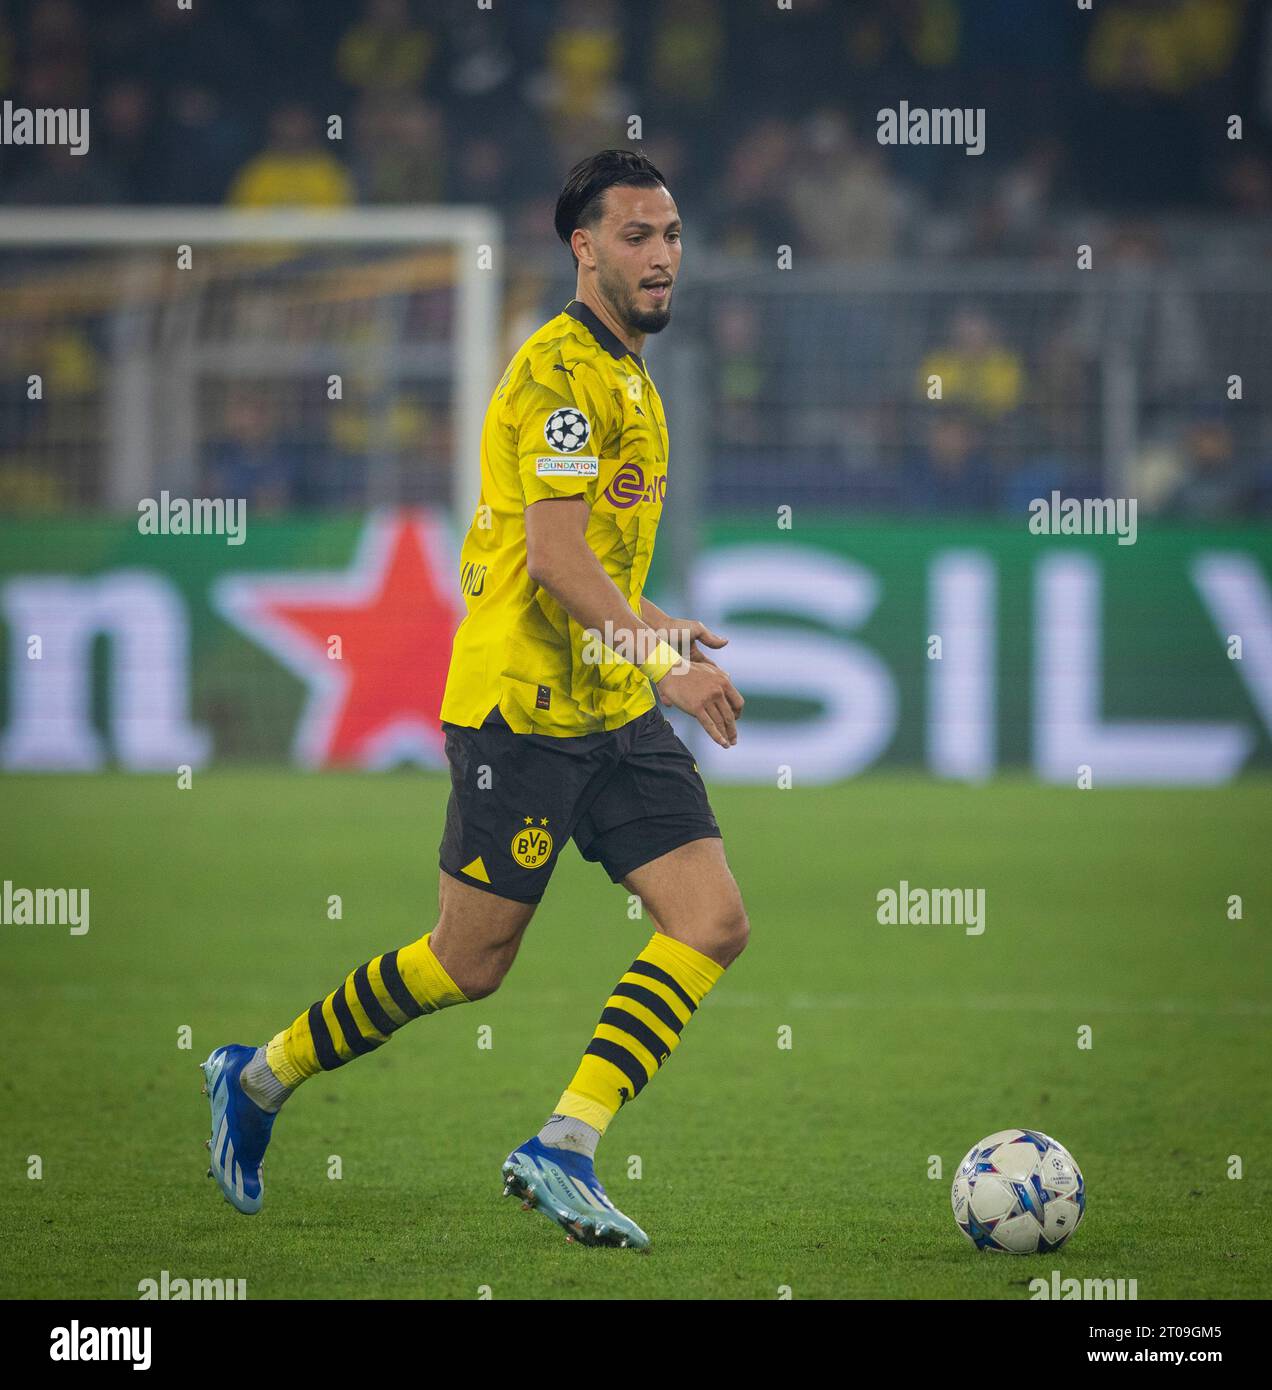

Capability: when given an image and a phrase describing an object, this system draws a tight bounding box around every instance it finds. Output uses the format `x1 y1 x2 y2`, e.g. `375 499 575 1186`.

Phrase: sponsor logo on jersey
602 462 667 509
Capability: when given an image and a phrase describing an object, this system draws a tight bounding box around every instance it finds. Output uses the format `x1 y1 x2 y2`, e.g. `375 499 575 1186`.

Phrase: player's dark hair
554 149 668 268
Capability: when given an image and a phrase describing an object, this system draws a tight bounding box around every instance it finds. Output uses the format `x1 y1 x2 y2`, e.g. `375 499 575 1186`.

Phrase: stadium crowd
2 0 1266 235
0 0 1268 517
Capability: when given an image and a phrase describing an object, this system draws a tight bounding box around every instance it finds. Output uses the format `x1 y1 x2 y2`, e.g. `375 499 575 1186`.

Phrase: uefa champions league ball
951 1129 1086 1253
544 406 590 453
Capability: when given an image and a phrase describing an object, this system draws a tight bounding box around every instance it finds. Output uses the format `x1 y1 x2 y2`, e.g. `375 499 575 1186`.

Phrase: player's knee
702 899 749 966
431 934 516 1002
724 902 751 960
448 954 510 1002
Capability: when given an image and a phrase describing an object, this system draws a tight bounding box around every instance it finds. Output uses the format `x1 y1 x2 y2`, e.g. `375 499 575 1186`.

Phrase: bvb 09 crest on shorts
512 817 553 869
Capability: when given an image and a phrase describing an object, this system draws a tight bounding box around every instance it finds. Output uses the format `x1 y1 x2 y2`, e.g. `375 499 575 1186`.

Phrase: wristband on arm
639 637 684 685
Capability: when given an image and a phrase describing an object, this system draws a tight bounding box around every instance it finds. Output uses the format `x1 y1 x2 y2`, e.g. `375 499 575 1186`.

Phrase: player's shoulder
502 309 621 414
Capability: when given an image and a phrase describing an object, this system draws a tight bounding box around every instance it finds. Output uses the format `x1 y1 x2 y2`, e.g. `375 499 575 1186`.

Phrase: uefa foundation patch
535 455 597 477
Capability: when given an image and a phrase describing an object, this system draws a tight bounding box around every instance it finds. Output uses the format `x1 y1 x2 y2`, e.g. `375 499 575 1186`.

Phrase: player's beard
599 261 673 337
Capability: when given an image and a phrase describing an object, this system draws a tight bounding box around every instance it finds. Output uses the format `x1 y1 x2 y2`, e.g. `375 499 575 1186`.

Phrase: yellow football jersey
440 299 670 736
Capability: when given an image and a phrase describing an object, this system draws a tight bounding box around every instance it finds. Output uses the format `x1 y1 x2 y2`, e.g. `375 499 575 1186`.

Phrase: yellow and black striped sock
265 931 467 1089
552 932 725 1138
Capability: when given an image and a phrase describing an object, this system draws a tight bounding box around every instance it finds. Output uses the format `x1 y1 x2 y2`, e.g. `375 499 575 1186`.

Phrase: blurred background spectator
227 102 353 209
919 308 1024 422
900 409 998 514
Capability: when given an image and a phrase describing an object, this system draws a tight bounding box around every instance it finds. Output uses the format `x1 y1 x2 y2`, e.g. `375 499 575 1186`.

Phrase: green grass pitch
1 771 1268 1300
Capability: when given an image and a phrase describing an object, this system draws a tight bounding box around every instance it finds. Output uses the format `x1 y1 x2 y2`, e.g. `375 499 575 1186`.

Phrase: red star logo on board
214 511 462 769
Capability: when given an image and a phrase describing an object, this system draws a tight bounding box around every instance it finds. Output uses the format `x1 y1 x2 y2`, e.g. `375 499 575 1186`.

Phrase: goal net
0 208 501 532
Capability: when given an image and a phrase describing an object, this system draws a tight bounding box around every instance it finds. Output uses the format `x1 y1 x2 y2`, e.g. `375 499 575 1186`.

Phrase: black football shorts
438 702 722 904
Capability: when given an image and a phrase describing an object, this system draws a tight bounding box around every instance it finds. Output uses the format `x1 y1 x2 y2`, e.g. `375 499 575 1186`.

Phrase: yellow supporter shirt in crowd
227 153 354 209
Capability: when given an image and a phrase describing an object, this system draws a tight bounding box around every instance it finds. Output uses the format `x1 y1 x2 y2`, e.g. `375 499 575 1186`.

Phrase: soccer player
201 149 748 1250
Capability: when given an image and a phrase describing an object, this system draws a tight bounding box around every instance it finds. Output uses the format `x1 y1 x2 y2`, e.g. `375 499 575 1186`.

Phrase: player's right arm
524 495 741 748
509 359 741 747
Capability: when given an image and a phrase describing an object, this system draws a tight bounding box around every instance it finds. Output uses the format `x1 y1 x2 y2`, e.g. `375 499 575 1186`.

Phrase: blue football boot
501 1135 650 1250
200 1045 275 1215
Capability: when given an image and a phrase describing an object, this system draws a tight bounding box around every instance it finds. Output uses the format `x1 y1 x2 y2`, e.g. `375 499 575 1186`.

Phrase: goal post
0 206 502 533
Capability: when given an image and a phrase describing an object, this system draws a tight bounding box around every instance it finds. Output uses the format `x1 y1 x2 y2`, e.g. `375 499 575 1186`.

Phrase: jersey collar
564 299 646 373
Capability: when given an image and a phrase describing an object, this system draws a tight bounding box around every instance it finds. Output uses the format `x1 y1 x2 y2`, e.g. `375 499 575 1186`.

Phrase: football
951 1129 1086 1253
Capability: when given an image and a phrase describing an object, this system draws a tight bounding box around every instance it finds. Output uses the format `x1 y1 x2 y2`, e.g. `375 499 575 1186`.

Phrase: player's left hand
654 620 736 710
660 618 727 668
